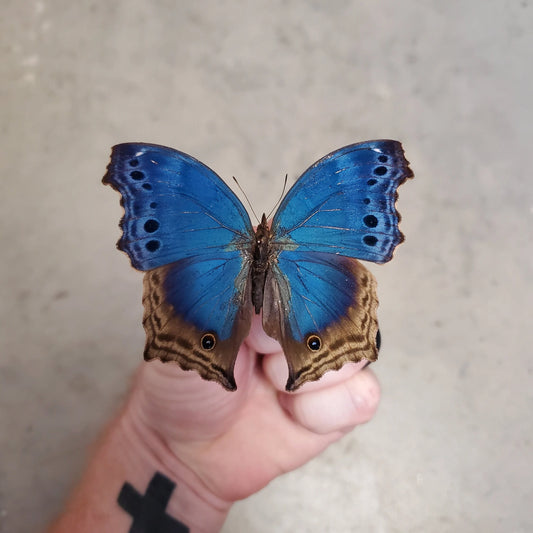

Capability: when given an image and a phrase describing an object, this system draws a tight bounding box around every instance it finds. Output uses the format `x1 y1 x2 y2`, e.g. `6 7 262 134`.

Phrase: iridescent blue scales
103 140 413 391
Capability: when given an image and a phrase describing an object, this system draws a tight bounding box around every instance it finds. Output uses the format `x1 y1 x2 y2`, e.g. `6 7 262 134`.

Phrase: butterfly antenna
266 173 288 220
232 176 260 224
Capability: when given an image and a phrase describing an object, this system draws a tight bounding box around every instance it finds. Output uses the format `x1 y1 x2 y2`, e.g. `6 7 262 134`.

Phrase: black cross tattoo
118 472 189 532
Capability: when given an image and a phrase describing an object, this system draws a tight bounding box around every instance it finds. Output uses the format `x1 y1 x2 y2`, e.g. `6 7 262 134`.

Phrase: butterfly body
103 141 413 391
250 214 273 314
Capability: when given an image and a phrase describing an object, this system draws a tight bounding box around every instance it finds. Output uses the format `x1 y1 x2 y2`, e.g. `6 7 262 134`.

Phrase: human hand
47 315 381 533
125 313 381 504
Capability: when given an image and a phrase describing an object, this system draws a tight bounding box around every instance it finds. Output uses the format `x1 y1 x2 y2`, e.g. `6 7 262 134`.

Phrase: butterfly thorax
251 213 273 314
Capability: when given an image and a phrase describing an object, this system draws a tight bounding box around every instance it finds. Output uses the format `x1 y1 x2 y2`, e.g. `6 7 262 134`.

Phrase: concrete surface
1 1 532 532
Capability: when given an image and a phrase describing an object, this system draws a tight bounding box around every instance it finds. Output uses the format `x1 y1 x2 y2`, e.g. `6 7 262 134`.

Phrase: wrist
48 394 232 533
117 393 233 532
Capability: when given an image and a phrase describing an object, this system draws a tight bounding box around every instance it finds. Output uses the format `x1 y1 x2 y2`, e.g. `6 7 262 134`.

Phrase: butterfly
103 140 413 391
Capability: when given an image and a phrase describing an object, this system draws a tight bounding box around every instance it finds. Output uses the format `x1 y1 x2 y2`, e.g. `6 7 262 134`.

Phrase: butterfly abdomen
251 214 274 314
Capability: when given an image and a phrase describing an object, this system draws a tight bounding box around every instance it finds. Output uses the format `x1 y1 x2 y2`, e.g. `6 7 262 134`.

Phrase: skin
47 315 380 533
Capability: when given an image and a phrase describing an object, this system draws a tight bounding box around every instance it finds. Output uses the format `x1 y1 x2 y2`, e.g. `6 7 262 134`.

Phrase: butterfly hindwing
143 262 253 390
262 252 379 391
103 143 255 389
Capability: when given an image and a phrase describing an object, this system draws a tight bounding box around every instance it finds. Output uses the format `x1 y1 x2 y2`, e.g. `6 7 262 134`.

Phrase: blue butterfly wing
103 143 254 390
271 139 413 263
263 140 412 390
103 143 253 270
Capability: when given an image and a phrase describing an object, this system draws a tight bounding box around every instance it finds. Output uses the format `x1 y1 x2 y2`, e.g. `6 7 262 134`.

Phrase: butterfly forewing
271 140 413 264
103 143 254 270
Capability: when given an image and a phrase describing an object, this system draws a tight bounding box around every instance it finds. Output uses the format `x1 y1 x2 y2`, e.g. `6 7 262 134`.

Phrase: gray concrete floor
1 1 532 532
